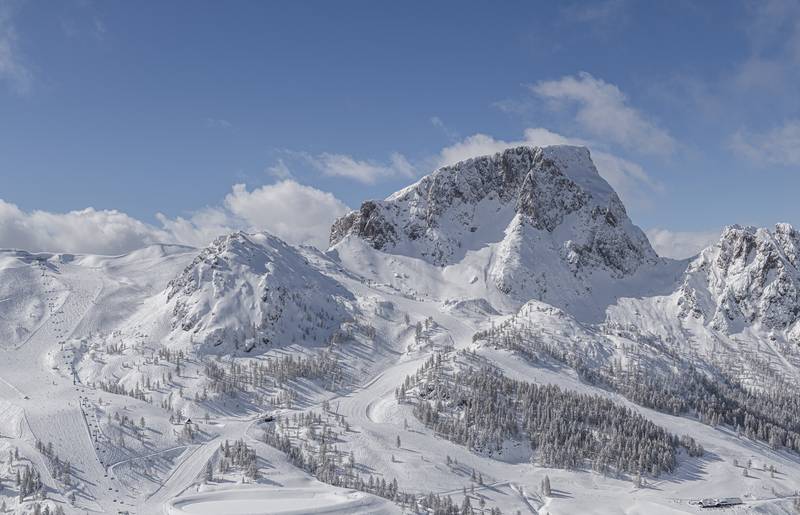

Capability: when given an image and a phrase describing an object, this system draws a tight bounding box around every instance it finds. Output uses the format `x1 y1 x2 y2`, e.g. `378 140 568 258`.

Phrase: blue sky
2 0 800 257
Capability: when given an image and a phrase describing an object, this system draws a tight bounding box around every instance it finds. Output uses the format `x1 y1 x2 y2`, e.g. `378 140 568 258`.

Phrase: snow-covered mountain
162 231 355 352
332 146 675 320
3 145 800 515
678 223 800 339
332 146 656 270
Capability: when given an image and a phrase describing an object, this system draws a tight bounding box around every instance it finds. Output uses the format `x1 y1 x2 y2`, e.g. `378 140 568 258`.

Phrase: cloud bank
0 180 350 255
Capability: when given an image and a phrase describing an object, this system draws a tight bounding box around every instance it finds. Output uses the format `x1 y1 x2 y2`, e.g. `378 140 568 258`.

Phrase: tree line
401 351 702 478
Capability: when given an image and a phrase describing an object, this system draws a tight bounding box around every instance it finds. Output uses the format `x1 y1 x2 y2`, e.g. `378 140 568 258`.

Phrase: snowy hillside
162 232 355 353
0 251 67 348
1 145 800 515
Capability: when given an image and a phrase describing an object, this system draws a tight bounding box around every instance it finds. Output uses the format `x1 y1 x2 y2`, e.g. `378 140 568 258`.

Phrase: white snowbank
167 486 393 515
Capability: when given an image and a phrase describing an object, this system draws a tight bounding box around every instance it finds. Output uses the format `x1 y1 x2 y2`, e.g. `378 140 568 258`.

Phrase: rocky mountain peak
678 223 800 336
328 145 663 320
330 145 656 274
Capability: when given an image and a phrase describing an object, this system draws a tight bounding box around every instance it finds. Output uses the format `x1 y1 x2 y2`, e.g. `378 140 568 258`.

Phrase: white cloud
0 200 171 255
530 72 675 155
0 180 350 254
222 181 350 249
157 180 351 251
0 2 32 93
434 128 573 169
645 227 720 259
302 151 415 184
434 128 661 209
154 207 236 252
731 119 800 166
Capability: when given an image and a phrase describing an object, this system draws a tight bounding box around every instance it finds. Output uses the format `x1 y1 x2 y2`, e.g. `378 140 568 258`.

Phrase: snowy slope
0 250 68 348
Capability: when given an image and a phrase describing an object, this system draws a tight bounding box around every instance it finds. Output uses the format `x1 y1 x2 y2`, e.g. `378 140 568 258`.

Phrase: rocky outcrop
678 224 800 336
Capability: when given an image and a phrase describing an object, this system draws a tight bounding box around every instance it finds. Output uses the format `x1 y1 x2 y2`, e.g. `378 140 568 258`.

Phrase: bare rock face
678 223 800 336
331 146 578 262
330 201 398 254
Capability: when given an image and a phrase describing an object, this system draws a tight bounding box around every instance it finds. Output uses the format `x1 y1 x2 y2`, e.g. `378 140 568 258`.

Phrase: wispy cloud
0 180 351 254
722 1 800 157
205 118 233 129
293 151 415 184
0 1 32 94
266 159 293 180
560 0 628 25
430 116 459 141
93 16 107 40
738 0 800 89
731 119 800 166
530 72 675 155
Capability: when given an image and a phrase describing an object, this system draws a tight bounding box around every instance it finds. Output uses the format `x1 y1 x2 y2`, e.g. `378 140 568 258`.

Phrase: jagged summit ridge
330 146 659 311
331 145 637 262
678 223 800 337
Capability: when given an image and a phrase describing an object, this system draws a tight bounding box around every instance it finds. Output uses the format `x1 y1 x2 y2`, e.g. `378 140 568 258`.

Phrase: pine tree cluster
475 318 800 453
94 378 149 402
203 350 342 395
16 464 43 501
28 503 66 515
261 410 482 514
216 439 259 479
403 352 702 477
34 440 72 486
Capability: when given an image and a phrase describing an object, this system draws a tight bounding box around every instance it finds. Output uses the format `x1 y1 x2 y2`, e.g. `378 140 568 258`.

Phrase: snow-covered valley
2 146 800 515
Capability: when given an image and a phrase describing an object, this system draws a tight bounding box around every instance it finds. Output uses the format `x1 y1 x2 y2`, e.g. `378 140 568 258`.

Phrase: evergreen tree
541 475 551 496
205 460 214 482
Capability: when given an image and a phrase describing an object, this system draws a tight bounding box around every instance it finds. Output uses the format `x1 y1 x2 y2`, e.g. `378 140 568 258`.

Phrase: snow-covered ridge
164 231 354 352
331 145 654 263
678 223 800 338
331 146 652 266
331 145 664 319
